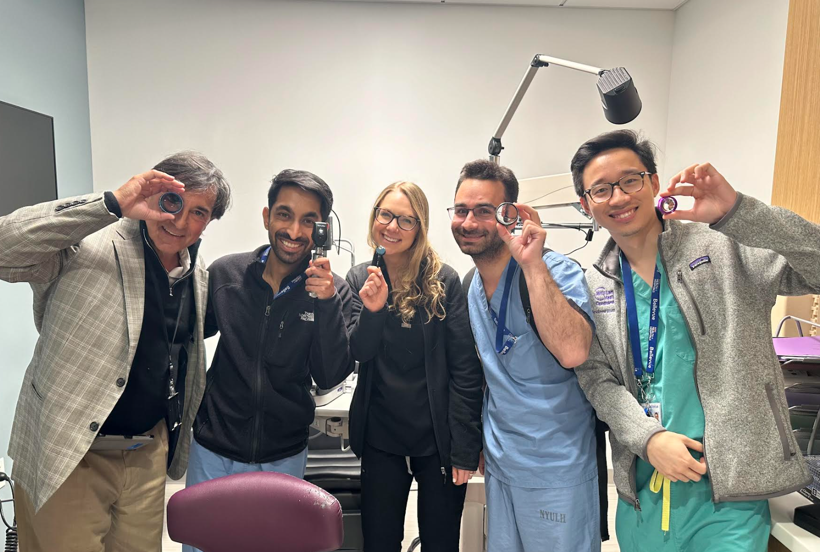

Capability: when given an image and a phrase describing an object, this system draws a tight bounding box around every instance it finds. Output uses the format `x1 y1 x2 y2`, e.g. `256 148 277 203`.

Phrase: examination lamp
488 55 642 163
484 54 641 242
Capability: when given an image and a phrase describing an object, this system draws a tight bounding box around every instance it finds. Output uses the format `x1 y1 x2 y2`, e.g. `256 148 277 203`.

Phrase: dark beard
270 231 310 265
469 237 506 262
454 229 506 262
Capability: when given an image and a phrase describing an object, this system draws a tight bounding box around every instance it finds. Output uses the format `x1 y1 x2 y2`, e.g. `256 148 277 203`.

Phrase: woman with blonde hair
346 181 483 552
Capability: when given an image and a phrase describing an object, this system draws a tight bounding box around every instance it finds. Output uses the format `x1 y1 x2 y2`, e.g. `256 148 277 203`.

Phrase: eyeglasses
584 172 653 203
374 207 419 231
447 205 497 222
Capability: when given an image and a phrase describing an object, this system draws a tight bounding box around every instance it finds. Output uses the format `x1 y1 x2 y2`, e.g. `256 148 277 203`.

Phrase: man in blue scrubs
450 160 600 552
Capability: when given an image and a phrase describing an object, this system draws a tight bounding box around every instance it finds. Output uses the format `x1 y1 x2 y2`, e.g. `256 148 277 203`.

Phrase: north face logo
299 311 314 322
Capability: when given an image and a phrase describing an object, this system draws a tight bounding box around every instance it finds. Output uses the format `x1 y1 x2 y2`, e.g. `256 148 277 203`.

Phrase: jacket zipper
660 257 715 502
250 292 273 463
593 264 642 508
600 270 641 510
143 230 194 296
418 318 447 483
630 457 640 511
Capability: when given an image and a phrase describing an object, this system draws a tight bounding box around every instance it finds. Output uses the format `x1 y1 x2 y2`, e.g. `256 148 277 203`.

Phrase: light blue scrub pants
182 436 309 552
485 472 601 552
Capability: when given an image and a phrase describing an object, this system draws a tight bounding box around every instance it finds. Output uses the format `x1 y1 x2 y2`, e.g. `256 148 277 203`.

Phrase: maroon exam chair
167 471 344 552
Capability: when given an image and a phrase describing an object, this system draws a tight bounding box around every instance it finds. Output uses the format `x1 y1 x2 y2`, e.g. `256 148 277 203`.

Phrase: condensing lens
657 196 678 215
159 192 184 214
495 202 519 226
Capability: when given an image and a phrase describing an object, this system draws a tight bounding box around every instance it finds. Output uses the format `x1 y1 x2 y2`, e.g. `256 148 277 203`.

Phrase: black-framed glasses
447 205 497 222
374 207 419 231
585 172 653 203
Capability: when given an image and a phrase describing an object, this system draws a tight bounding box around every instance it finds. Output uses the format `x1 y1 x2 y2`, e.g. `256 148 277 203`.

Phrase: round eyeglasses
585 172 653 204
447 204 519 226
374 207 419 231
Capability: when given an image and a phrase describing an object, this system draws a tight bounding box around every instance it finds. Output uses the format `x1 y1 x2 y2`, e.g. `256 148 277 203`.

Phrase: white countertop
314 389 354 418
770 493 820 552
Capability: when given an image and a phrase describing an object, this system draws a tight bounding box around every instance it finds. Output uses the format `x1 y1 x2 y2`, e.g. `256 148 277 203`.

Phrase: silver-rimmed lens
159 192 184 214
495 202 519 226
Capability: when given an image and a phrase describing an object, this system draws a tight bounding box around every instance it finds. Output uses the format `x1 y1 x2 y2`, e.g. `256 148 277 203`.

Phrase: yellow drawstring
649 469 671 533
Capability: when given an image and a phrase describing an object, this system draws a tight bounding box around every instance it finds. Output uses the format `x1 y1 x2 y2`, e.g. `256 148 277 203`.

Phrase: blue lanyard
260 246 307 300
621 253 661 380
490 257 519 355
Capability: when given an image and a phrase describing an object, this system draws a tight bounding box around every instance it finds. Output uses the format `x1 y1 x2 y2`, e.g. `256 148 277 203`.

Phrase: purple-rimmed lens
657 196 677 215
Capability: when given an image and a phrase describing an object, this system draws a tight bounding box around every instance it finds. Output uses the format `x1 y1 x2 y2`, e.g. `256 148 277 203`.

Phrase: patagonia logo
593 287 616 314
689 256 711 271
299 311 314 322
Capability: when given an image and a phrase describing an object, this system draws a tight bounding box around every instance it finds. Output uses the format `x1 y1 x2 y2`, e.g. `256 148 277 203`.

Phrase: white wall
664 0 789 203
0 0 93 545
85 0 675 276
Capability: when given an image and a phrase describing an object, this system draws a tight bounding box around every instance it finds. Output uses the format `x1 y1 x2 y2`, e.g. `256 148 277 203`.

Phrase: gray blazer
0 192 208 511
576 193 819 508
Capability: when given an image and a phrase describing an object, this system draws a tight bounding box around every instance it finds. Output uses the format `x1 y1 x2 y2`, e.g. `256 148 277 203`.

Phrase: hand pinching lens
159 192 184 214
657 196 678 215
495 202 519 226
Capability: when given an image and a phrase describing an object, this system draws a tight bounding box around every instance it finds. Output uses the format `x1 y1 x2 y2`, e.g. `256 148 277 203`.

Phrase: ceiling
322 0 690 9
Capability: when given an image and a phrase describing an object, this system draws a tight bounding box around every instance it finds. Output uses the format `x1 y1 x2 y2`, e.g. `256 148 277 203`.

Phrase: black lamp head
597 67 642 125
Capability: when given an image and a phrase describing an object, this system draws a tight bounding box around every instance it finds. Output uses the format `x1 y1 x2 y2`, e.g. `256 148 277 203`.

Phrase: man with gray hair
1 151 231 552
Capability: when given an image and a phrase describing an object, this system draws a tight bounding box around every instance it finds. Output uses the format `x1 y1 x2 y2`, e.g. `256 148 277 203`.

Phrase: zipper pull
169 286 174 297
265 305 271 317
441 466 446 485
278 320 284 338
677 271 683 283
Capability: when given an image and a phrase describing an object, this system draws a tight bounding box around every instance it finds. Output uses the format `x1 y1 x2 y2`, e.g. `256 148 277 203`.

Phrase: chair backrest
167 471 344 552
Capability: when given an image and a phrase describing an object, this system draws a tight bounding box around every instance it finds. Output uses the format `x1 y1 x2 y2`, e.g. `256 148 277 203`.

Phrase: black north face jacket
194 245 355 463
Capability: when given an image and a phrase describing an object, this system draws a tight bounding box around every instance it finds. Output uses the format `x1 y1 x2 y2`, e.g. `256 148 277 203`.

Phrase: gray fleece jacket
576 193 819 508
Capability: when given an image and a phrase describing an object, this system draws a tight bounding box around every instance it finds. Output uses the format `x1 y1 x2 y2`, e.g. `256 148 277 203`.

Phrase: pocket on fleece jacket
765 383 794 461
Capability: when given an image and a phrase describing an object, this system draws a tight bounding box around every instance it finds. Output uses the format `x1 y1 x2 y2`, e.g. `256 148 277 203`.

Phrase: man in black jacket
184 170 355 552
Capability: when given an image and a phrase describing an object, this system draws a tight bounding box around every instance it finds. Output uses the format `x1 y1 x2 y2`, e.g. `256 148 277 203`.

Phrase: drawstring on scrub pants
649 469 671 533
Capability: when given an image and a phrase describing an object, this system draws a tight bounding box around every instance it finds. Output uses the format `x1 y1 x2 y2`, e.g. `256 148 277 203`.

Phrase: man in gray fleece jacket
572 130 819 552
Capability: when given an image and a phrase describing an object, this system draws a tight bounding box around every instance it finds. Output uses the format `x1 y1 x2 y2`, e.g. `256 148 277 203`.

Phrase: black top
194 246 355 464
101 226 198 436
346 261 484 470
365 299 436 456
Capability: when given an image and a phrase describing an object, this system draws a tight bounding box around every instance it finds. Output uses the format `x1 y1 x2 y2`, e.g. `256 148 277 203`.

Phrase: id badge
645 402 662 425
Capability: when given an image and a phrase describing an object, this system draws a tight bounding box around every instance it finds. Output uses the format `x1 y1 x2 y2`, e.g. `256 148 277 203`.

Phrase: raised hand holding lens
495 202 519 226
657 196 678 215
159 192 184 214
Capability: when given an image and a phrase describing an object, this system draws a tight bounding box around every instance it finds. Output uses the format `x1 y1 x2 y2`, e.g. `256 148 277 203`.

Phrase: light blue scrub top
468 251 598 488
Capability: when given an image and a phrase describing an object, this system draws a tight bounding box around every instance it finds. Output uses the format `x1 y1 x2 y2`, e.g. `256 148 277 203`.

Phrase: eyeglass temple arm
489 55 604 163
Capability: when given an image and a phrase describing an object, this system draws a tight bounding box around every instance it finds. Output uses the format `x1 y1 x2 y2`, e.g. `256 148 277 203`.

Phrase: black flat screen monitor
0 100 58 217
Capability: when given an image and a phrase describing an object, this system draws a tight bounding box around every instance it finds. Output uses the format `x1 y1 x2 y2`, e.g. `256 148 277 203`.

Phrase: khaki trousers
15 420 169 552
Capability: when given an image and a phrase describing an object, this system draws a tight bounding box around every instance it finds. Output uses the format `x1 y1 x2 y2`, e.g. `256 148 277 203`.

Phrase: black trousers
361 442 468 552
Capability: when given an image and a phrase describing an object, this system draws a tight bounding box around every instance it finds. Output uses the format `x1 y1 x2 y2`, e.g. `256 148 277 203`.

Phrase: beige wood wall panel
771 0 820 223
770 0 820 337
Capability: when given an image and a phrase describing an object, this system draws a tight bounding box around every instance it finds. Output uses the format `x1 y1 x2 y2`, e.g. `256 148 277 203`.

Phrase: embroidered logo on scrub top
689 256 711 271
